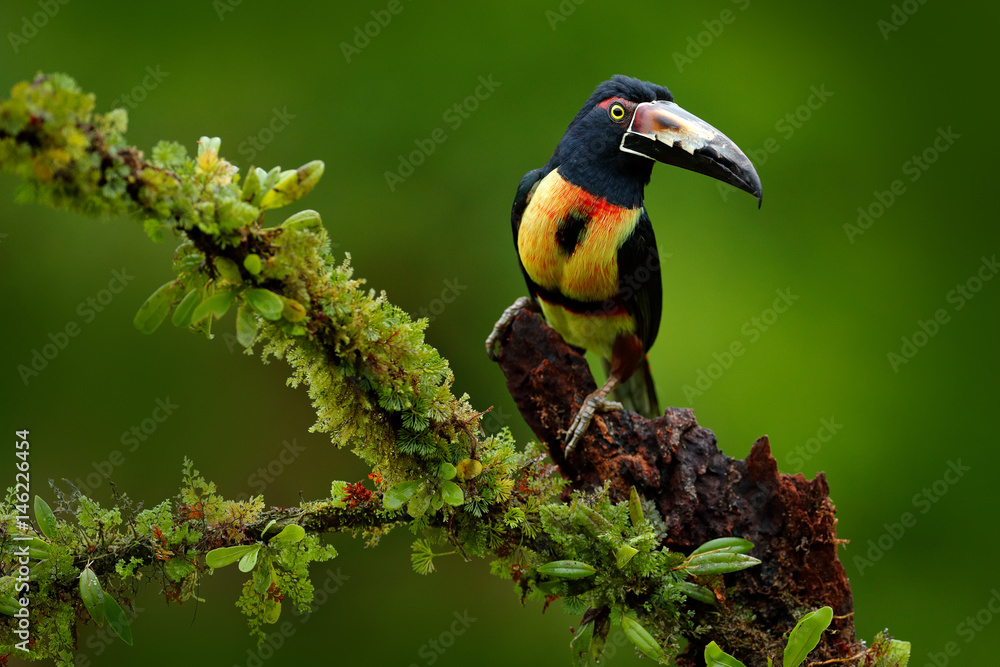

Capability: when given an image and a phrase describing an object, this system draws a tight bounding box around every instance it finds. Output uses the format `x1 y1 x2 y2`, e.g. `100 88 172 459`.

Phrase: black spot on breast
555 213 588 256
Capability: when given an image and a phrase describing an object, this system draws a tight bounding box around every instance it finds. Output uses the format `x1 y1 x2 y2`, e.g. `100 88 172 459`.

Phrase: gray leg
563 376 623 457
485 296 535 361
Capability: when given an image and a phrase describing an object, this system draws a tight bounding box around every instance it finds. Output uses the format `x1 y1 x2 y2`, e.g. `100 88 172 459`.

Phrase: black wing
511 167 546 301
616 208 662 352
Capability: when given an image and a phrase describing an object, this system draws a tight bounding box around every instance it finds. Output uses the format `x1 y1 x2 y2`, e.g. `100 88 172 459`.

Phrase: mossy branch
0 74 908 667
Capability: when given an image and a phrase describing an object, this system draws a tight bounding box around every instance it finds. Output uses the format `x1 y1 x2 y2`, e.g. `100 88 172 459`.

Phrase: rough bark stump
493 309 856 664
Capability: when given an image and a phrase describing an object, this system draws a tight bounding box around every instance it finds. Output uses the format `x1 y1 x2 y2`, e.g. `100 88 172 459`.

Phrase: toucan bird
486 75 762 455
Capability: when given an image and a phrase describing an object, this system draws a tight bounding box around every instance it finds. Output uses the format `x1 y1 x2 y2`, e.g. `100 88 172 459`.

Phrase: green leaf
260 161 324 209
407 490 431 518
705 640 748 667
214 256 243 285
0 584 20 616
246 288 284 320
164 557 196 582
570 619 594 662
206 545 259 569
280 296 307 322
241 165 261 203
132 281 173 334
192 290 235 322
253 562 273 594
243 254 262 275
261 519 278 535
430 489 444 511
171 288 200 327
279 209 323 233
678 580 718 605
269 524 305 544
629 486 644 527
33 496 57 539
537 560 597 579
616 545 639 568
440 480 464 506
7 536 50 560
683 551 761 576
235 303 259 347
887 640 911 665
574 504 613 533
238 546 261 573
104 593 133 646
383 481 420 510
621 613 663 661
784 606 833 667
263 598 281 624
691 537 754 555
438 462 457 480
79 567 105 627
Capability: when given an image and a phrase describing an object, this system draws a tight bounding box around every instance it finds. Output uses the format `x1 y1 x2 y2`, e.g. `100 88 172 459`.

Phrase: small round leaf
440 480 464 506
238 546 261 573
246 288 284 321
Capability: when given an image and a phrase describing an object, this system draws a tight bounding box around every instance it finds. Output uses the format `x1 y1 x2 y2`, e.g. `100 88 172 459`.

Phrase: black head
547 76 674 207
546 75 761 208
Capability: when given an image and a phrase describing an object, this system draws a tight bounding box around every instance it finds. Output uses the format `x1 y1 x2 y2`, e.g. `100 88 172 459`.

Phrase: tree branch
494 308 857 662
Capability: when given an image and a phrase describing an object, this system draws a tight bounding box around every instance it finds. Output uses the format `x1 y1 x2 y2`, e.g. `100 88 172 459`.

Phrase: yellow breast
517 170 641 302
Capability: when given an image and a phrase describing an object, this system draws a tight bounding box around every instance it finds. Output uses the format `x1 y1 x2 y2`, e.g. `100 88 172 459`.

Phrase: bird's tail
604 356 660 419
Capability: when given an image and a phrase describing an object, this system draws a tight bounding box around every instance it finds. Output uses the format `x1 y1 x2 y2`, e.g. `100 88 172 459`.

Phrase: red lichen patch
342 480 372 509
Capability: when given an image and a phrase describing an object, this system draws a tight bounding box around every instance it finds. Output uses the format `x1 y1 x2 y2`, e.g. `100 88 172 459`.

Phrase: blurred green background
1 0 998 664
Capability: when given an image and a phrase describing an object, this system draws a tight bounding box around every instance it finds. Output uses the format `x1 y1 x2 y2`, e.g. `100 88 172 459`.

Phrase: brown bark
493 309 857 664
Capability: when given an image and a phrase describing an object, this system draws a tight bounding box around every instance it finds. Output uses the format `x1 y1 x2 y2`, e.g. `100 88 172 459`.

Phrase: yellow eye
609 103 627 122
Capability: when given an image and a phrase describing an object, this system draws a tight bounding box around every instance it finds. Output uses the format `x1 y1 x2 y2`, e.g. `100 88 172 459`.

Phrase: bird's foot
563 391 623 458
485 296 535 360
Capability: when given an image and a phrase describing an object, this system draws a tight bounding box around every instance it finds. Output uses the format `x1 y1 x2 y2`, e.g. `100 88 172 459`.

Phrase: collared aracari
487 75 762 454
